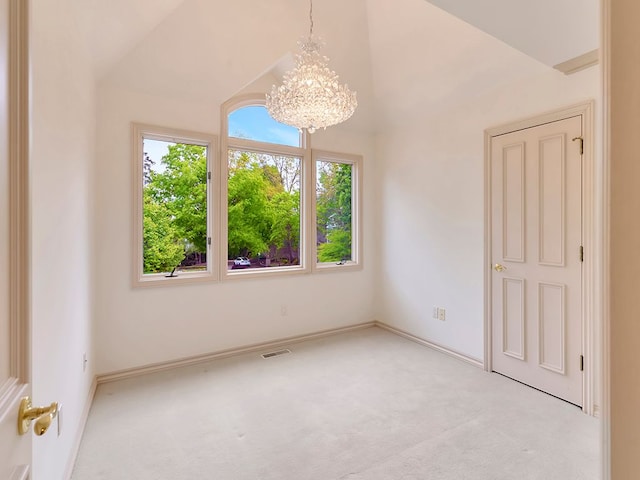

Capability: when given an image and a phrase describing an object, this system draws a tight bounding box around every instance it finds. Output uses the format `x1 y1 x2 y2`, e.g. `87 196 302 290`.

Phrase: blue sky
228 106 300 147
143 106 298 174
143 139 173 174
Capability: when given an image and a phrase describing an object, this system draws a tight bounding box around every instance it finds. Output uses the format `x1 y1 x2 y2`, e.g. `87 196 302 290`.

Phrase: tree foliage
143 152 154 185
317 162 352 263
143 143 207 273
269 190 300 261
227 151 301 262
227 156 272 257
143 189 185 273
146 144 208 252
142 145 305 273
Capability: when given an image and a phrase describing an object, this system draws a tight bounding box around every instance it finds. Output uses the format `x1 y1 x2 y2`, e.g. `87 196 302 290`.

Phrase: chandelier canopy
266 0 357 134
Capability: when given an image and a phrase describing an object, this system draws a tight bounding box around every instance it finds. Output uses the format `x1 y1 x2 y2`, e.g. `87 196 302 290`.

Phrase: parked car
233 256 251 268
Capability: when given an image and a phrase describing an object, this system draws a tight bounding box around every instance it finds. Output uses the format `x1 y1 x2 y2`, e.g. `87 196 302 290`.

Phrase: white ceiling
366 0 551 129
424 0 599 67
70 0 186 78
62 0 600 133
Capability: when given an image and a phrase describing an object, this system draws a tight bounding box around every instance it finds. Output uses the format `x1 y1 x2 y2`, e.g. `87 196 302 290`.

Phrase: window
313 151 362 270
133 102 362 286
222 95 363 277
227 151 302 270
133 124 217 286
223 98 307 276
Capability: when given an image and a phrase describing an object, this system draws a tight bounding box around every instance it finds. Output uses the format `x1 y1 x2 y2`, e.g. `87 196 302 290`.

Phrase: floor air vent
261 349 291 359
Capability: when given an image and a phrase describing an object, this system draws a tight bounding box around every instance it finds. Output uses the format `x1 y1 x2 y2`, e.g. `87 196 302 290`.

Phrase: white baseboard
97 322 377 384
64 376 98 480
97 321 484 384
375 321 484 368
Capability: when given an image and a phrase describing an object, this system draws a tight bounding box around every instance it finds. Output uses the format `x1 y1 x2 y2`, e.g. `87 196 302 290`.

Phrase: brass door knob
494 263 507 272
17 396 58 436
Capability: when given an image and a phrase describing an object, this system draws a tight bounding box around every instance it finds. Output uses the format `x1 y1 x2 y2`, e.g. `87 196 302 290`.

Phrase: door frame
1 0 30 400
0 0 30 476
483 101 597 415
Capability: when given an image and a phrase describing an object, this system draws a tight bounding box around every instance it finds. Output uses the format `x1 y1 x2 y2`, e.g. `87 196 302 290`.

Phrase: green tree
142 143 208 272
142 189 184 273
227 150 302 263
143 152 155 185
318 230 351 263
334 163 353 229
228 154 272 257
269 190 300 263
146 144 208 253
317 162 352 263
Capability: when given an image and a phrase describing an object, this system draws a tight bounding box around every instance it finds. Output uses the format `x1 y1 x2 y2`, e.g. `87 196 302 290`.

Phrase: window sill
133 271 216 288
223 264 308 280
313 261 362 273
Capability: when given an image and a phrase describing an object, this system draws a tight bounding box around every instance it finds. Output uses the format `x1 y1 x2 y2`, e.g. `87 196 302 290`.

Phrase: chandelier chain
265 0 357 133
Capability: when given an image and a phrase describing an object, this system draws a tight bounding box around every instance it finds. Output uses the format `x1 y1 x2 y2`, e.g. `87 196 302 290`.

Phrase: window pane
228 105 301 147
316 161 353 264
228 150 301 270
143 139 208 275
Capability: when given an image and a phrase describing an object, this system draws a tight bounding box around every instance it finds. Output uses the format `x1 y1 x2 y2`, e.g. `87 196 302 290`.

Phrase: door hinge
572 136 584 155
207 171 212 180
580 355 584 372
207 237 212 246
580 245 584 262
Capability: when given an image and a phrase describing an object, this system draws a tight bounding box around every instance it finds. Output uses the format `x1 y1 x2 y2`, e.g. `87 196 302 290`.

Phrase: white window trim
132 123 219 287
221 94 311 280
311 150 363 273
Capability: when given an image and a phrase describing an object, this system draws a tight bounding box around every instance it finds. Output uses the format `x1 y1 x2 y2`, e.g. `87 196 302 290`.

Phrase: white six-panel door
491 115 583 406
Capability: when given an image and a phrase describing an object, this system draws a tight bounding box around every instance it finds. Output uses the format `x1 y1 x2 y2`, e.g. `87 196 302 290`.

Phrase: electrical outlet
438 308 446 321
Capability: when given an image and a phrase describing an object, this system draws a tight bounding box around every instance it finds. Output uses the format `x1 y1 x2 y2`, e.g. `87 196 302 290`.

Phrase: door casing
484 101 597 415
0 0 31 476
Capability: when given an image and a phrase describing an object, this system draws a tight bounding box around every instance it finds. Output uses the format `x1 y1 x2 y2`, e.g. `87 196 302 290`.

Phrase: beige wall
608 0 640 477
31 1 97 478
376 66 599 362
93 85 378 375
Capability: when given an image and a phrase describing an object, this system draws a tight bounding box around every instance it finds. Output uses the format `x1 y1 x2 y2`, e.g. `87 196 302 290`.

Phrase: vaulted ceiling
66 0 599 133
425 0 599 67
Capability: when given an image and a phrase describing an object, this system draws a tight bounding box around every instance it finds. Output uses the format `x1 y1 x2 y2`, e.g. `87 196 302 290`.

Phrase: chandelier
266 0 357 133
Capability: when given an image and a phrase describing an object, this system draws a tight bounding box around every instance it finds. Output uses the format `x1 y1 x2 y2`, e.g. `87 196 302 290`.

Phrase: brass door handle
18 396 58 436
494 263 507 272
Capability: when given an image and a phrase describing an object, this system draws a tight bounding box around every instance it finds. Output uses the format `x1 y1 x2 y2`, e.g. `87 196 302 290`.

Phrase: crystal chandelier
266 0 357 133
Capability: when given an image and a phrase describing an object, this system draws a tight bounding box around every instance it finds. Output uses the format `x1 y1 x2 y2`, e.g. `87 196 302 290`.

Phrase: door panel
0 0 31 476
538 282 566 374
539 136 565 266
502 143 525 262
491 115 583 406
502 277 525 360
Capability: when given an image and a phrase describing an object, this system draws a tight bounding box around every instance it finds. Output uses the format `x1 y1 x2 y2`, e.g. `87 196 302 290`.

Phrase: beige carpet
71 327 599 479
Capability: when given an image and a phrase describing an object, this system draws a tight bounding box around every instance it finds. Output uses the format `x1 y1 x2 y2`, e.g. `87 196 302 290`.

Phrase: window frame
221 94 311 280
311 150 363 272
132 123 219 287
